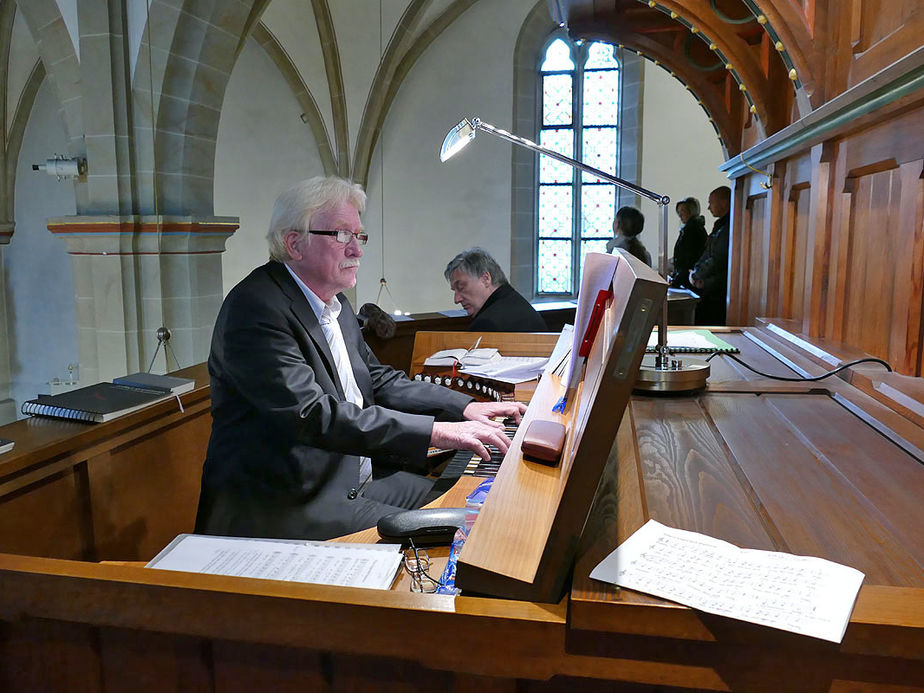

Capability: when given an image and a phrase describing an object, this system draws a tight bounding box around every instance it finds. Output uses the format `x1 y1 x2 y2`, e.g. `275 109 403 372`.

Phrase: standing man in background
445 247 547 332
690 186 731 325
196 177 525 541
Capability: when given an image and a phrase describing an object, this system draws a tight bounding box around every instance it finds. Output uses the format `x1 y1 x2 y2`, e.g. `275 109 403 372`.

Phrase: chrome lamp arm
441 116 673 366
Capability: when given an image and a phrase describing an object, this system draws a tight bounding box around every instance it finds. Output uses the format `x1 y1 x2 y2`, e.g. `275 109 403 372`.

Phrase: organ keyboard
423 419 519 504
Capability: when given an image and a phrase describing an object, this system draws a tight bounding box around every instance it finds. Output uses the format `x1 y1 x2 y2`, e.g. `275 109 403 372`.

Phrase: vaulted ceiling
551 0 815 155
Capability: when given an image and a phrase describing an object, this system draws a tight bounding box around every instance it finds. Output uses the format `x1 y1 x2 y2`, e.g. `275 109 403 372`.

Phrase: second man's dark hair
444 247 508 286
615 206 645 237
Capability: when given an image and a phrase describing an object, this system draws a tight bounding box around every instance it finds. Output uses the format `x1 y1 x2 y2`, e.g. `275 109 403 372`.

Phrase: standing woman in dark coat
668 197 707 288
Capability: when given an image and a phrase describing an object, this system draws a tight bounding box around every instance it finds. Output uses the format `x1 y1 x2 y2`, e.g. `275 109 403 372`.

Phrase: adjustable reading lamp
440 117 709 392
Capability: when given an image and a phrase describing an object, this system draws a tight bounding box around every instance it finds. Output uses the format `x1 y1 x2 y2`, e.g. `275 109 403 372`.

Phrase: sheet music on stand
555 253 619 413
590 520 865 643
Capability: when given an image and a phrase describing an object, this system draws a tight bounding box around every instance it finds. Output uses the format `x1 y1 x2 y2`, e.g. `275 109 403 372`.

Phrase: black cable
704 352 892 382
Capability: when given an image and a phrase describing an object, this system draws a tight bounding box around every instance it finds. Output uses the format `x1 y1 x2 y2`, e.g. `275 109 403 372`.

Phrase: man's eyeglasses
308 229 368 245
403 541 442 593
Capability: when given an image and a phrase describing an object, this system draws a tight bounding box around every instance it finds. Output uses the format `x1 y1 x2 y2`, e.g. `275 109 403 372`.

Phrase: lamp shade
440 118 476 162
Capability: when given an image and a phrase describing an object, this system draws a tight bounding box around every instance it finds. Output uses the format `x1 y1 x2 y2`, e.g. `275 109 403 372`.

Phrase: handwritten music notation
590 520 865 643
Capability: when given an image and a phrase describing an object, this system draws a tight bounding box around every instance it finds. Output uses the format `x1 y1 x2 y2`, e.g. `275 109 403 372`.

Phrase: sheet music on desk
590 520 865 643
147 534 403 590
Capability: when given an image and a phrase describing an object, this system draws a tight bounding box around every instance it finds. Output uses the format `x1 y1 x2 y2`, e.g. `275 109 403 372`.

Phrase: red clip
578 289 611 358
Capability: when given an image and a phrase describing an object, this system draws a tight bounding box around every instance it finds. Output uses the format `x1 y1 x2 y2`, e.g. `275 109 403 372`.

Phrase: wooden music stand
456 252 666 602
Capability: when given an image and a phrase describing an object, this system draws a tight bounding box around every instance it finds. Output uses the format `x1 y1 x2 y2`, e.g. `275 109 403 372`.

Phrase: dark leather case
376 507 466 546
521 419 566 465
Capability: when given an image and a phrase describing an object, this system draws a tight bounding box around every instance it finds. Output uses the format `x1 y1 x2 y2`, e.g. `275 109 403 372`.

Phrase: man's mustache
340 260 360 269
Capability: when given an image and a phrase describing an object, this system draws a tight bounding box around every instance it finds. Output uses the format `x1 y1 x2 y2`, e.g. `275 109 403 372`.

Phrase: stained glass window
542 74 572 126
581 185 615 237
538 186 572 237
537 39 620 296
540 38 574 71
538 129 573 184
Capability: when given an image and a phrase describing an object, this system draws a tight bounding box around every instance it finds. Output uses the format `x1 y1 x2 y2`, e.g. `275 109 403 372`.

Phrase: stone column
47 216 237 384
0 222 13 422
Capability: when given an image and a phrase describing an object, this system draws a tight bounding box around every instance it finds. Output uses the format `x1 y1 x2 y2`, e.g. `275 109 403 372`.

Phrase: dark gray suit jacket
196 261 473 540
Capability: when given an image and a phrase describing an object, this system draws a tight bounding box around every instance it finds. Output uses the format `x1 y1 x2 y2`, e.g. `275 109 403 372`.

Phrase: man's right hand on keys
430 420 511 463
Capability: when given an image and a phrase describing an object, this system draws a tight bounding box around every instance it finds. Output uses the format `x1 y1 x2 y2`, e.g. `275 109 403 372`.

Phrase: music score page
590 520 865 642
147 534 403 590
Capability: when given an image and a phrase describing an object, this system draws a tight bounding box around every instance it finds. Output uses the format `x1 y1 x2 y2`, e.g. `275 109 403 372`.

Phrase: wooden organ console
0 252 921 690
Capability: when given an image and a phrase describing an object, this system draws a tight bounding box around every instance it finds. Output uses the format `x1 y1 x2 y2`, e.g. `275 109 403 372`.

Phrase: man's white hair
266 176 366 262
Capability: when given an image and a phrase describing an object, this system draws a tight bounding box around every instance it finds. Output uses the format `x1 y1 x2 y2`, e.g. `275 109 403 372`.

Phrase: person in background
606 206 651 266
690 186 731 325
444 247 547 332
196 177 525 541
668 197 707 289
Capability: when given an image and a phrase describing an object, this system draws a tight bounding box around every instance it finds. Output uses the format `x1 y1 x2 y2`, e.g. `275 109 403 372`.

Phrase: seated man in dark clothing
444 247 547 332
196 178 524 542
690 186 731 325
606 206 651 266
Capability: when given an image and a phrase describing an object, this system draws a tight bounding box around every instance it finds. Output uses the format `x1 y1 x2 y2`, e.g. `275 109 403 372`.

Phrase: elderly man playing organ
195 176 526 541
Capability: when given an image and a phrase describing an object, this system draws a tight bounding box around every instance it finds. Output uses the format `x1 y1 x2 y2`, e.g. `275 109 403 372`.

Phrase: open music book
424 346 499 367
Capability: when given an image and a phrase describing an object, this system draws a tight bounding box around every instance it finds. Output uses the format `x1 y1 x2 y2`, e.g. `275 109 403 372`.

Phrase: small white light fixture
32 155 87 180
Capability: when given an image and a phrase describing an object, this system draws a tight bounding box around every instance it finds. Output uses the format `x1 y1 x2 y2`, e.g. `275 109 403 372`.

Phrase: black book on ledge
21 372 194 424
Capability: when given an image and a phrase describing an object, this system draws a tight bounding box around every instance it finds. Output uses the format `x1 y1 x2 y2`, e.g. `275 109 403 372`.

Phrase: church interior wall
6 82 78 416
0 0 731 423
637 63 730 252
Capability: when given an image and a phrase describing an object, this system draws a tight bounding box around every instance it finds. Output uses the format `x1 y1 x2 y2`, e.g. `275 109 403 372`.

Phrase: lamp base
634 355 710 393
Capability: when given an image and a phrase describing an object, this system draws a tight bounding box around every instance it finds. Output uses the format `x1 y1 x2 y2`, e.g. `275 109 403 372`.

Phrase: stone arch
351 0 479 188
133 0 271 216
13 0 82 148
4 60 45 222
310 0 349 178
250 22 336 175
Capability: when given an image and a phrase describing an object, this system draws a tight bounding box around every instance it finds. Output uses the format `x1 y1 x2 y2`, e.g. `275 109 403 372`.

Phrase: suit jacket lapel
337 296 372 405
266 261 345 400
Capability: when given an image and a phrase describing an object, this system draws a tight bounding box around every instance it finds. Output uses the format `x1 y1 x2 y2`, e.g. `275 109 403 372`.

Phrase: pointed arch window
537 39 620 295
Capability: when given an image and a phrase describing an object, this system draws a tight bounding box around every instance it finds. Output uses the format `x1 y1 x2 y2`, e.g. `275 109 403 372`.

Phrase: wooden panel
0 363 211 562
456 254 666 601
212 641 327 692
782 184 810 321
0 467 88 559
629 395 779 551
706 393 923 584
848 0 923 86
893 159 924 376
840 165 904 362
98 628 211 692
88 411 210 561
744 194 769 324
0 619 102 691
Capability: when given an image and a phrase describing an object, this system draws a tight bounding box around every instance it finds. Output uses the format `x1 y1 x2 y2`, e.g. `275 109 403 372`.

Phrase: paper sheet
147 534 404 590
562 252 619 388
462 355 549 382
590 520 865 643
